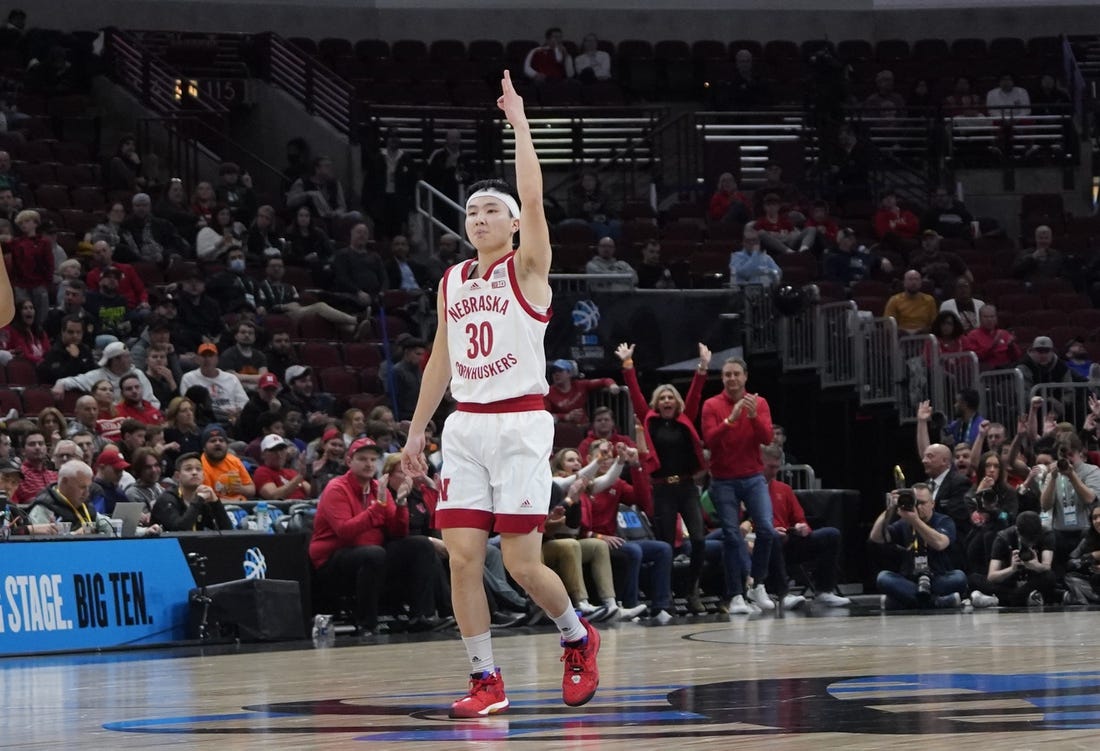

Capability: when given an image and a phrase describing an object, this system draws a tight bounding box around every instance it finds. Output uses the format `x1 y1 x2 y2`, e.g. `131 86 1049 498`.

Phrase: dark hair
146 315 172 333
118 373 142 391
466 178 517 201
119 419 146 438
61 313 85 330
257 412 282 433
544 27 562 40
1016 510 1042 540
958 388 980 411
174 452 203 471
931 311 964 340
592 406 613 419
131 446 159 473
365 420 394 441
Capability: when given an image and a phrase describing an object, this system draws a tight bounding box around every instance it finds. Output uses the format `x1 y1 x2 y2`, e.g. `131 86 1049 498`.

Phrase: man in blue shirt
729 222 780 287
870 483 967 609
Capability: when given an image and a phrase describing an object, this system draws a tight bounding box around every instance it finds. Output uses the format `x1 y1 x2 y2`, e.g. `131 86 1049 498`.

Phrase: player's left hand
497 70 528 129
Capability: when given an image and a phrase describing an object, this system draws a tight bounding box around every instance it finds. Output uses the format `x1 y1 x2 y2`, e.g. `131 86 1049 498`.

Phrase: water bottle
255 502 270 533
312 614 335 648
1 507 10 541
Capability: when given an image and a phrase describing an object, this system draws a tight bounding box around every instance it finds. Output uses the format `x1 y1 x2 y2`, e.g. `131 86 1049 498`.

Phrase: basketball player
401 70 599 719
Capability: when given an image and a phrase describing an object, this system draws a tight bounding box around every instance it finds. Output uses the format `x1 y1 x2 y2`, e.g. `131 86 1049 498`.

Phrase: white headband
466 188 520 219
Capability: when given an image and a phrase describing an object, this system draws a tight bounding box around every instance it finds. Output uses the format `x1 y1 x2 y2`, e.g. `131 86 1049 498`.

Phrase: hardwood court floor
5 605 1100 750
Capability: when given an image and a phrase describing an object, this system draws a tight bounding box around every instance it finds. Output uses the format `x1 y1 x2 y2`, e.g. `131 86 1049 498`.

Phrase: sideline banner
0 539 196 655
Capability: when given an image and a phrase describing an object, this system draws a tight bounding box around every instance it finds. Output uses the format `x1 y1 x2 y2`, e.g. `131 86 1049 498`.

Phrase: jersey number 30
465 321 494 358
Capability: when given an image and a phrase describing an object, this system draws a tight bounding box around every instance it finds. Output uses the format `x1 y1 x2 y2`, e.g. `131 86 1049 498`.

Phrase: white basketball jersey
442 252 551 403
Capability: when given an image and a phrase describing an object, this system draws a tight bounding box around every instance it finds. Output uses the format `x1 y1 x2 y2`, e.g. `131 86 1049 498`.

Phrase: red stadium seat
6 358 37 386
21 387 57 414
299 341 344 369
318 367 360 396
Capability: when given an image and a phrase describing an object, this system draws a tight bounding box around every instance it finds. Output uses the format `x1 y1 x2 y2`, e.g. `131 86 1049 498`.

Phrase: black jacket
152 488 231 531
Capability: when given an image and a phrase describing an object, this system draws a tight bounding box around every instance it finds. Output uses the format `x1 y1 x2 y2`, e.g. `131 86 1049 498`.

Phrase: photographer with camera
1040 433 1100 564
1064 506 1100 604
978 511 1057 607
870 483 968 610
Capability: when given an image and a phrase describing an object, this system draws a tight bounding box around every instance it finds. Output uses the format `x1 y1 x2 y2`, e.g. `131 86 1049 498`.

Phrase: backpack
616 503 655 540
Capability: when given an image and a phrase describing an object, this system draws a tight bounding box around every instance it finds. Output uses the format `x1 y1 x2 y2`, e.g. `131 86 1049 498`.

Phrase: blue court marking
104 712 299 732
1024 694 1100 708
358 711 707 742
1037 711 1100 721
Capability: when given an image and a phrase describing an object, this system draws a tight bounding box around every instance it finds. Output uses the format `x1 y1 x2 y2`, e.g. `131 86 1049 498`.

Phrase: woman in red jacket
7 209 53 326
310 437 440 633
616 341 710 613
2 297 49 364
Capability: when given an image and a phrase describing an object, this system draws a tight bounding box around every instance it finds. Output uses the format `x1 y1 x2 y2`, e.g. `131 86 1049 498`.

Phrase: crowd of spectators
1 22 1097 637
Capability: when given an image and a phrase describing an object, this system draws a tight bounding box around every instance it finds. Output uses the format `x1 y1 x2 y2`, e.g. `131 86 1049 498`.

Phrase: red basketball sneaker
449 669 509 718
561 618 600 706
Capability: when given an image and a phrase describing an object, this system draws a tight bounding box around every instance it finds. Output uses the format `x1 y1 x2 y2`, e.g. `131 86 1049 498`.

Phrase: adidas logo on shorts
520 499 532 508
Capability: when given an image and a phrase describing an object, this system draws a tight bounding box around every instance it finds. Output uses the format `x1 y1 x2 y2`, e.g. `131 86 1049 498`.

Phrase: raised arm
499 70 552 280
401 287 452 477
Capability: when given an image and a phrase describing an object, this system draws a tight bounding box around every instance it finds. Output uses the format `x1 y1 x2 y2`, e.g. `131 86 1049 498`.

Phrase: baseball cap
921 229 940 239
97 341 128 367
322 427 341 444
258 372 280 390
201 423 227 444
1031 336 1054 351
549 359 574 374
260 434 288 451
197 342 218 356
100 265 122 278
0 457 21 475
348 437 383 456
95 452 130 471
285 365 312 383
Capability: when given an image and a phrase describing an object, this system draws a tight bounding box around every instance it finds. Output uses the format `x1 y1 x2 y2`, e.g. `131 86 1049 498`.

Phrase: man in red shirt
544 360 619 426
700 357 775 614
577 406 634 460
86 240 149 311
873 190 920 242
761 444 851 607
309 437 440 633
254 434 311 501
523 27 574 83
961 304 1022 371
13 430 57 504
115 372 165 425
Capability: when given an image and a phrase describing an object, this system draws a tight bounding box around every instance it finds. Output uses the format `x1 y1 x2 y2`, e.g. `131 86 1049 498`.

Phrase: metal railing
859 316 901 405
547 273 636 296
104 27 230 128
587 389 636 442
898 334 936 422
978 368 1028 431
413 180 475 257
740 283 779 355
1031 381 1094 431
779 307 820 373
261 33 355 137
780 464 821 491
818 301 859 389
135 116 285 205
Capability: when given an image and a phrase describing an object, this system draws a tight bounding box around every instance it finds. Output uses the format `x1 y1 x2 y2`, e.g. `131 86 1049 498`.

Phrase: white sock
550 605 586 643
602 597 617 609
461 632 494 676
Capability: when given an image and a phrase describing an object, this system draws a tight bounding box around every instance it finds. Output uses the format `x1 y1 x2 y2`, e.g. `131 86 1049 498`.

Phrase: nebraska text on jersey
447 294 511 322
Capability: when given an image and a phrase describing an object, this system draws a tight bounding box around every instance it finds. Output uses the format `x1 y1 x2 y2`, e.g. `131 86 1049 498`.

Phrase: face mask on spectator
228 258 246 272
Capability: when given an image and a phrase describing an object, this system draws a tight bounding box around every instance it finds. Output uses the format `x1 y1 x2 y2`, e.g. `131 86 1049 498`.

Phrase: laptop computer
111 502 147 538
